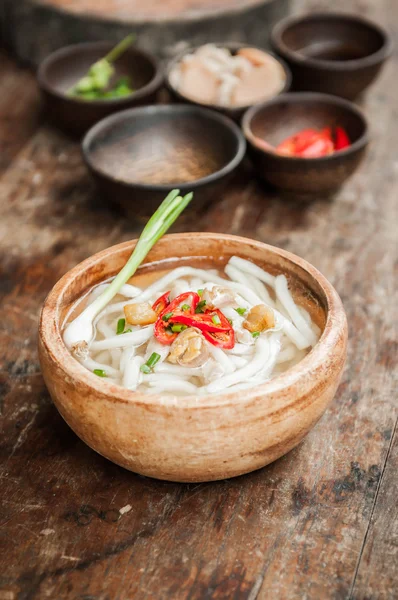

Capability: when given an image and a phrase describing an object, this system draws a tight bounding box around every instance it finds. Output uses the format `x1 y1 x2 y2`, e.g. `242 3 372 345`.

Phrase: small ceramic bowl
82 104 246 216
271 13 392 100
37 41 163 136
242 92 368 194
165 42 291 121
38 233 347 483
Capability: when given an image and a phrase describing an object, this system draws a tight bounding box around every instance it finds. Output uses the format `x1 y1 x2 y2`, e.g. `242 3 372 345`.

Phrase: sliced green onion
251 331 260 338
181 304 190 311
116 318 125 334
63 189 193 349
171 324 187 333
212 314 221 325
234 307 246 316
197 289 204 296
93 369 107 377
162 312 173 321
195 300 207 314
147 352 161 368
140 352 161 374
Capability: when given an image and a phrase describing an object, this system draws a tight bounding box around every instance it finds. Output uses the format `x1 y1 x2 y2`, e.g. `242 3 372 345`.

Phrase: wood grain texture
0 0 397 598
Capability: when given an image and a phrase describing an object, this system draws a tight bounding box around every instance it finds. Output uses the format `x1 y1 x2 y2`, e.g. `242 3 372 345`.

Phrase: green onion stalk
63 190 193 349
69 34 135 98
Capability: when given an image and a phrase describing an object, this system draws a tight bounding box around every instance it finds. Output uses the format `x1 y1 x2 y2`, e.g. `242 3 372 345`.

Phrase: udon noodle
65 256 321 396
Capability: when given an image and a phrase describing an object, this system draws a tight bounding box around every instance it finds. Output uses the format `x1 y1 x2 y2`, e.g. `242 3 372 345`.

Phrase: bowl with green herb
38 36 163 136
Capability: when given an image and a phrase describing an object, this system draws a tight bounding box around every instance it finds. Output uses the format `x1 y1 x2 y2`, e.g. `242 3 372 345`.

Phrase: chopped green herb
197 289 204 297
93 369 107 377
228 318 233 326
234 307 246 316
116 318 126 334
212 314 221 325
69 34 136 101
251 331 260 338
171 324 188 333
123 328 132 334
162 312 173 321
195 300 207 313
181 304 190 311
140 352 161 374
147 352 161 368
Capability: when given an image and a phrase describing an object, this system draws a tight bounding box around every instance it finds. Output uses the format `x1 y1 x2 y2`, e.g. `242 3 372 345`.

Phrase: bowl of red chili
242 92 368 194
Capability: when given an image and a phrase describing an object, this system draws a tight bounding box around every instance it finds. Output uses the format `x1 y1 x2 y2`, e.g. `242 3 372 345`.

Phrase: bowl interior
58 236 327 340
280 15 387 62
247 96 366 148
84 108 243 186
166 42 290 111
41 44 156 97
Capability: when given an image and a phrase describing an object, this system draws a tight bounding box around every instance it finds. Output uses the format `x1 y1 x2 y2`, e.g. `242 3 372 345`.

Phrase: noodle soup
64 256 322 396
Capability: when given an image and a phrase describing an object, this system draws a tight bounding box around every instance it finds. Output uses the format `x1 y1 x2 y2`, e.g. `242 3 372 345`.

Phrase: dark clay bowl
242 92 368 194
165 42 291 121
82 104 246 216
38 42 163 136
271 13 392 100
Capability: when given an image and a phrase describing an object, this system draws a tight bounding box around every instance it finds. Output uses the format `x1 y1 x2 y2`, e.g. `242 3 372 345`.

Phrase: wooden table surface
1 1 397 598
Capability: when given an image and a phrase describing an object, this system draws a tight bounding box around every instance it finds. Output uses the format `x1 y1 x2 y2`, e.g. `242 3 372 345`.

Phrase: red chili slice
152 290 171 315
167 291 200 314
169 309 231 333
276 128 319 156
202 328 235 349
154 292 200 345
277 127 336 158
297 136 334 158
154 318 178 345
334 126 351 151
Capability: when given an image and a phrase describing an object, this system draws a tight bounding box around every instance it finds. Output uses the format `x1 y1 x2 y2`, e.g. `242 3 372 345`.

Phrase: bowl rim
271 12 393 71
81 104 247 191
164 41 292 113
39 232 347 410
241 91 369 163
37 40 164 106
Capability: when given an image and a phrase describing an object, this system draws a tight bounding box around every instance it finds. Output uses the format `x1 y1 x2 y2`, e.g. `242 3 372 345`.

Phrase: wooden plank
350 421 398 599
0 51 40 174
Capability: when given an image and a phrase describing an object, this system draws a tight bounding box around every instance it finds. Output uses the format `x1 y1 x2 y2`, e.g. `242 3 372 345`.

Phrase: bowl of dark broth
271 13 392 99
82 104 246 216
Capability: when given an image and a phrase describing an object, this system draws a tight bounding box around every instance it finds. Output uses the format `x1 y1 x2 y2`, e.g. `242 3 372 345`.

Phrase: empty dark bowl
82 104 246 216
165 42 291 121
242 92 368 194
271 13 392 100
38 42 163 136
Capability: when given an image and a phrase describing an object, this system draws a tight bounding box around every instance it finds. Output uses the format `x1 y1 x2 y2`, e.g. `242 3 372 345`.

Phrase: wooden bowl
242 92 368 194
165 42 291 121
38 233 347 483
82 104 246 216
271 13 392 100
37 42 163 136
